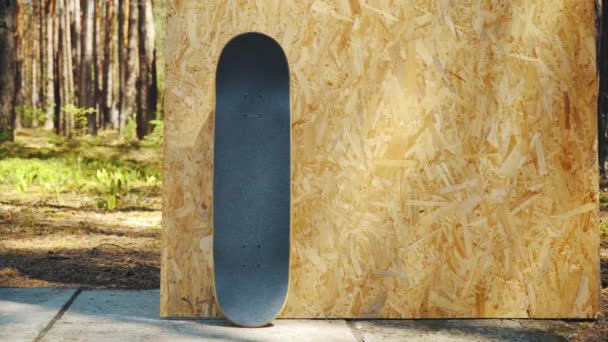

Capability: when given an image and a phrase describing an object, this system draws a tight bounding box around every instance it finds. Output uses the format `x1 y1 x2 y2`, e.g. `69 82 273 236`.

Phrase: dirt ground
0 129 161 289
0 199 160 289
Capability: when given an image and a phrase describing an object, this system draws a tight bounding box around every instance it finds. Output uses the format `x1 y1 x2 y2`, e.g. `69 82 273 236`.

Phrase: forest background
1 0 165 141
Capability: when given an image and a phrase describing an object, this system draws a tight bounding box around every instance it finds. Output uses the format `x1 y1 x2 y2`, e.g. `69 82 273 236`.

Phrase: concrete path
0 288 76 342
0 288 575 341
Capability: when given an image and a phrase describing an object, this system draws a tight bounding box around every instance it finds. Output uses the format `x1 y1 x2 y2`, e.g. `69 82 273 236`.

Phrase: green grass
601 219 608 242
0 130 161 210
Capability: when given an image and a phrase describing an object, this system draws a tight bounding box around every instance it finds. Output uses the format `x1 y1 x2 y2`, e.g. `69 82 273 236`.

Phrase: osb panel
161 0 599 318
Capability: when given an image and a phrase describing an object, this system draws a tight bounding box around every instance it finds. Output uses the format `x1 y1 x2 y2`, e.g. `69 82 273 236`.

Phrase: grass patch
0 130 161 210
601 219 608 242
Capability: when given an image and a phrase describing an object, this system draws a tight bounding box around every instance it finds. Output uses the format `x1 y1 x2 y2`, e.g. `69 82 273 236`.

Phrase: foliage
61 104 96 136
0 131 161 211
95 167 158 210
124 114 138 142
601 219 608 242
0 125 12 142
15 105 46 127
46 132 66 147
141 119 163 147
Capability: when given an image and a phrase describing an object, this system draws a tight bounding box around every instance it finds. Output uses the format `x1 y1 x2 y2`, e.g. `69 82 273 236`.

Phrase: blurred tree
121 0 137 136
44 0 56 130
117 0 126 133
598 0 608 178
70 0 80 100
80 0 95 134
101 0 115 129
136 0 156 139
56 0 76 137
31 0 40 126
13 1 22 129
0 0 17 142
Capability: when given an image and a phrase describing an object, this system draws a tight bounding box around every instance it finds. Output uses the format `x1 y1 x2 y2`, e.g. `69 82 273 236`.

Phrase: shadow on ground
0 249 159 289
346 319 574 342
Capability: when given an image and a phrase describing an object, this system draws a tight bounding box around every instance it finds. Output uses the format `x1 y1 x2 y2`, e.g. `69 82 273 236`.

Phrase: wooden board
161 0 600 319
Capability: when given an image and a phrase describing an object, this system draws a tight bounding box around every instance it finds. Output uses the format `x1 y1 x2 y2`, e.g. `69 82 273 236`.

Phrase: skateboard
212 32 291 328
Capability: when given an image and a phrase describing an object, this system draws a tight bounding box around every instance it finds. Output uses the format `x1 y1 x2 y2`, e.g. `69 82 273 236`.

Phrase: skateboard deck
213 32 290 327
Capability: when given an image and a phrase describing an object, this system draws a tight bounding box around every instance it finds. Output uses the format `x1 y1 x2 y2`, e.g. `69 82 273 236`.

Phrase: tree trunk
56 0 66 136
13 1 23 131
93 0 101 130
117 0 126 134
53 1 61 133
120 0 137 136
136 0 156 139
64 0 74 135
71 0 81 101
101 0 115 129
56 0 75 137
80 0 95 134
31 0 40 126
0 0 17 142
598 0 608 178
117 0 124 133
39 0 45 118
44 0 56 130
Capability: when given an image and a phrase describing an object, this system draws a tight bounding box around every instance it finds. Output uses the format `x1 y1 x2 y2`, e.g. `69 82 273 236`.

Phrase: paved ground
0 288 580 341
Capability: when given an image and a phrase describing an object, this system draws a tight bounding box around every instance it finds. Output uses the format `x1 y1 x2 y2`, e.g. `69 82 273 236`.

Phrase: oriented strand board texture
162 0 599 318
